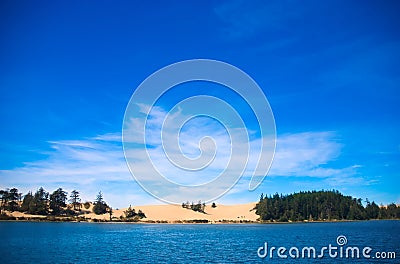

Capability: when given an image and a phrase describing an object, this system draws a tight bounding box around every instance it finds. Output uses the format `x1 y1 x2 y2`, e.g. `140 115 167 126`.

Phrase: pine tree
124 205 136 218
69 190 81 211
0 189 9 213
20 192 33 212
7 188 20 212
137 209 146 218
29 187 49 215
92 191 108 215
365 201 379 219
49 188 67 215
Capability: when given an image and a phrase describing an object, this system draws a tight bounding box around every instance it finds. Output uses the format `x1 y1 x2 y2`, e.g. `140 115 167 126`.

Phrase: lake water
1 221 399 263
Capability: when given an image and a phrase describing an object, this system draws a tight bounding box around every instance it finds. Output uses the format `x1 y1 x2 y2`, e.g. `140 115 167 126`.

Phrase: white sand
135 203 258 222
7 203 259 223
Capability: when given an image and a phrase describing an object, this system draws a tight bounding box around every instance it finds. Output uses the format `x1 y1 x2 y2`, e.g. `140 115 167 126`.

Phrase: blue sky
0 1 399 208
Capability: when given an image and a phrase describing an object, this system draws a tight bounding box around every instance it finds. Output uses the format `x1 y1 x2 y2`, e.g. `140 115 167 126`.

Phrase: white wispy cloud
270 131 343 177
0 135 140 208
0 106 365 207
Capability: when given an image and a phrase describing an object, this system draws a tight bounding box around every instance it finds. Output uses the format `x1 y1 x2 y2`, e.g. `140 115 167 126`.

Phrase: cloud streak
0 106 365 207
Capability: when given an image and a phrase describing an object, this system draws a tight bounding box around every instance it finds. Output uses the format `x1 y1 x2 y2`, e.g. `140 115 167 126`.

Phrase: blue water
1 221 399 263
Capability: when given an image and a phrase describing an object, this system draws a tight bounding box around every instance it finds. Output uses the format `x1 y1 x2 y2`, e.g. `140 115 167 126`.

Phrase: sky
0 0 399 208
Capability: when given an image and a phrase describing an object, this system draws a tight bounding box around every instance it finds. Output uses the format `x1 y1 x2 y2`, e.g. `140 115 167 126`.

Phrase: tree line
255 190 400 222
181 201 207 213
1 187 109 216
124 205 146 221
0 187 147 221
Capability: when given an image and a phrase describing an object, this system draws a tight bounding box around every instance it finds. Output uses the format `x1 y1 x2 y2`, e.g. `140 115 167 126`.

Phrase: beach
6 202 258 223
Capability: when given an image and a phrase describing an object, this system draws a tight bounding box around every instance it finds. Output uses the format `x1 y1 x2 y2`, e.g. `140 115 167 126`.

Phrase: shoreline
1 218 399 224
1 202 261 223
2 201 399 224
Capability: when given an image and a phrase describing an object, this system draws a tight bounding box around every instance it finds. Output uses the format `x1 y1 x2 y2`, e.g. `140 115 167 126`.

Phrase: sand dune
8 203 259 223
82 203 258 222
135 203 258 222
